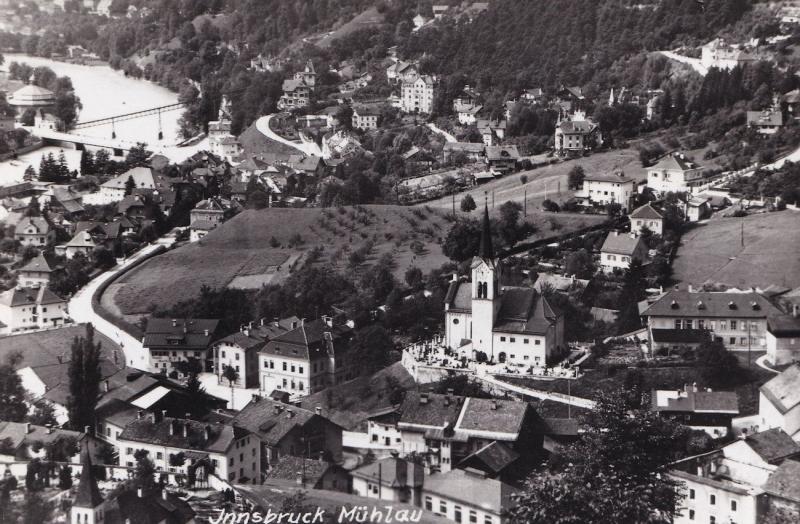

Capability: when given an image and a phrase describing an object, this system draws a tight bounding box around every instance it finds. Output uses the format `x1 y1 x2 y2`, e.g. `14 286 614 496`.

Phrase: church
444 204 566 366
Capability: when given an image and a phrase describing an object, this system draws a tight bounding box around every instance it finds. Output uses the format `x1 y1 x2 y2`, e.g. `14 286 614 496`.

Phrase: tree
696 337 743 387
66 324 102 430
133 449 157 491
57 465 72 489
460 194 476 212
507 389 688 524
616 259 647 333
567 165 585 189
21 490 53 524
222 364 238 407
563 249 595 279
352 325 394 372
125 142 151 168
0 357 28 422
404 266 424 290
124 175 136 196
27 400 57 426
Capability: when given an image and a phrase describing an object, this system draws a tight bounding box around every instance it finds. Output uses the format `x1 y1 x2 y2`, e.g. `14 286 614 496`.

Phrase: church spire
74 445 103 508
479 196 494 260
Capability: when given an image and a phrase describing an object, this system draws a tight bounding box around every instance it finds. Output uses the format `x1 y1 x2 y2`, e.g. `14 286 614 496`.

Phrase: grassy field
421 147 646 217
672 211 800 289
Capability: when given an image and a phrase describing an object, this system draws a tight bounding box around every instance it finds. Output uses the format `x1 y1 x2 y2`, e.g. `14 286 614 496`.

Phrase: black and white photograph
0 0 799 522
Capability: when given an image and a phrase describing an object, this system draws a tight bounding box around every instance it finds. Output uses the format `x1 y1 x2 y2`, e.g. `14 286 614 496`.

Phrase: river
0 54 208 183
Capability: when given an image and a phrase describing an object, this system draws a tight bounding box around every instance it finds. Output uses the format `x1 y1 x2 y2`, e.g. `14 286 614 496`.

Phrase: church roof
478 201 494 260
74 446 103 507
493 287 559 335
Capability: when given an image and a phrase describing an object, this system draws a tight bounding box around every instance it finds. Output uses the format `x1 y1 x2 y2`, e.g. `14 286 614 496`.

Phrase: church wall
445 311 472 350
491 333 547 366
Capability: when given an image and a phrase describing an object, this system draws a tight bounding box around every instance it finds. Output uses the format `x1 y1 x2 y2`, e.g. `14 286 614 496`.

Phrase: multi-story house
188 197 237 242
232 396 344 468
444 205 565 364
96 167 158 205
278 61 317 110
143 318 220 375
554 110 601 157
386 61 418 84
640 289 784 352
0 286 67 334
647 152 705 194
213 318 298 389
670 428 800 524
574 172 637 211
477 119 506 147
17 253 57 287
258 316 358 398
14 216 52 246
401 75 437 114
422 468 518 524
766 309 800 366
351 105 381 130
599 231 648 273
397 392 534 474
629 203 664 236
117 411 261 485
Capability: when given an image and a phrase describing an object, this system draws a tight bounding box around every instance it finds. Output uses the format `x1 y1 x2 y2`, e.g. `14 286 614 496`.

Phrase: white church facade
444 205 566 366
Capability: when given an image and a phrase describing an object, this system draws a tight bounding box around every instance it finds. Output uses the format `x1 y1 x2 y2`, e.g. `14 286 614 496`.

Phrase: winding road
255 114 323 157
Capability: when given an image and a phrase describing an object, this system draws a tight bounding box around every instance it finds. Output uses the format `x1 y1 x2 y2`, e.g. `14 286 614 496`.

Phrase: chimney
57 355 62 364
451 272 458 283
291 320 298 329
322 315 333 327
169 421 175 435
182 422 188 438
688 284 693 293
274 405 282 415
203 425 211 441
172 319 177 327
613 231 619 237
204 329 209 337
315 407 322 415
46 424 53 434
162 489 168 501
296 471 304 485
491 400 498 410
138 488 143 498
104 379 110 393
252 394 262 403
286 409 294 419
162 410 168 420
25 423 31 434
444 396 450 406
697 466 703 477
137 410 144 420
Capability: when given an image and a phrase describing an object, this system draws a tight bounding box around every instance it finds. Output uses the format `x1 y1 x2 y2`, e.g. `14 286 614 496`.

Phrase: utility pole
492 190 495 209
741 218 744 248
524 187 527 216
452 192 456 217
567 379 571 419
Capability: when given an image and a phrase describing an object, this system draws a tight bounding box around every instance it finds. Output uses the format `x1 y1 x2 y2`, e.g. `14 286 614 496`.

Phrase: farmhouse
640 289 783 352
143 318 221 375
484 145 520 174
647 152 705 194
476 119 506 147
442 142 484 163
599 231 648 272
14 216 52 246
747 108 784 135
444 205 565 365
629 203 664 236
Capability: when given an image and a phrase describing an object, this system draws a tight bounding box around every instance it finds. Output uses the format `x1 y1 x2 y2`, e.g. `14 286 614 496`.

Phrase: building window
688 509 694 520
453 506 462 522
709 494 715 505
439 501 447 514
535 339 541 345
469 510 477 523
425 497 432 511
731 500 737 511
689 489 695 500
282 362 287 371
221 351 226 358
484 517 493 524
452 318 459 325
523 339 529 344
730 337 736 345
730 320 737 330
500 337 506 342
509 337 516 343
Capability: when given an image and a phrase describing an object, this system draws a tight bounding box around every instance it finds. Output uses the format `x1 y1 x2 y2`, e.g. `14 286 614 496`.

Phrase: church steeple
74 446 103 509
479 198 494 260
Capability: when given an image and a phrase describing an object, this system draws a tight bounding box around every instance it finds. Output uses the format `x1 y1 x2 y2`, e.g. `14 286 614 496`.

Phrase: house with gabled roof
257 316 358 398
0 286 67 334
232 395 344 467
766 309 800 366
640 289 783 352
17 253 59 287
117 411 260 485
143 318 220 376
759 364 800 439
351 453 425 504
444 204 565 365
554 110 600 157
14 216 52 246
574 171 637 211
652 383 740 437
96 166 156 204
422 468 519 524
630 203 664 236
599 231 648 272
647 152 705 194
59 229 97 259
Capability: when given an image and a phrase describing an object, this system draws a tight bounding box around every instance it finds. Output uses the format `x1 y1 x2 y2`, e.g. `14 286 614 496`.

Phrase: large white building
0 286 67 334
401 75 437 114
444 204 565 365
575 172 637 211
759 364 800 438
647 152 705 194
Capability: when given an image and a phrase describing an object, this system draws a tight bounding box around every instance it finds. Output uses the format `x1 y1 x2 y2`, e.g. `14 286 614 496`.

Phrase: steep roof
19 253 56 273
266 455 338 487
630 203 663 220
485 145 520 161
651 389 739 414
233 398 339 446
600 232 645 256
398 392 464 429
101 167 155 190
0 286 66 307
105 488 195 524
458 441 519 475
492 287 559 336
640 290 782 319
760 365 800 414
66 230 96 248
583 172 636 184
260 318 352 360
455 397 529 438
15 216 49 234
768 314 800 337
143 318 219 350
118 417 246 454
478 202 493 259
764 460 800 503
745 428 800 464
422 469 518 514
649 152 701 172
74 446 103 508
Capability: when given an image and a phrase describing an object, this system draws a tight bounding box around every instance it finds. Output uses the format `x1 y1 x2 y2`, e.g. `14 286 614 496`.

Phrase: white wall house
401 75 436 114
575 172 637 211
758 365 800 437
647 152 705 194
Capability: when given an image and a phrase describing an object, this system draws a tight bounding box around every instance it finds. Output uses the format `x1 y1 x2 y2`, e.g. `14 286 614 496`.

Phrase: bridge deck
72 103 185 129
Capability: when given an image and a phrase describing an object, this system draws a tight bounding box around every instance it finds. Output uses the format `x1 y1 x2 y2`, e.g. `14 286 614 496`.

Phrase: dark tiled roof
760 365 800 414
458 441 519 475
398 392 464 429
18 253 56 273
444 280 472 312
768 315 800 337
493 287 559 336
266 455 337 487
233 398 337 446
351 456 424 488
455 397 529 437
105 488 195 524
641 291 782 319
764 460 800 503
260 319 352 360
0 286 65 307
652 389 739 414
745 428 800 464
74 447 103 507
118 417 246 453
601 232 645 256
649 153 700 172
630 203 663 220
143 318 219 350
